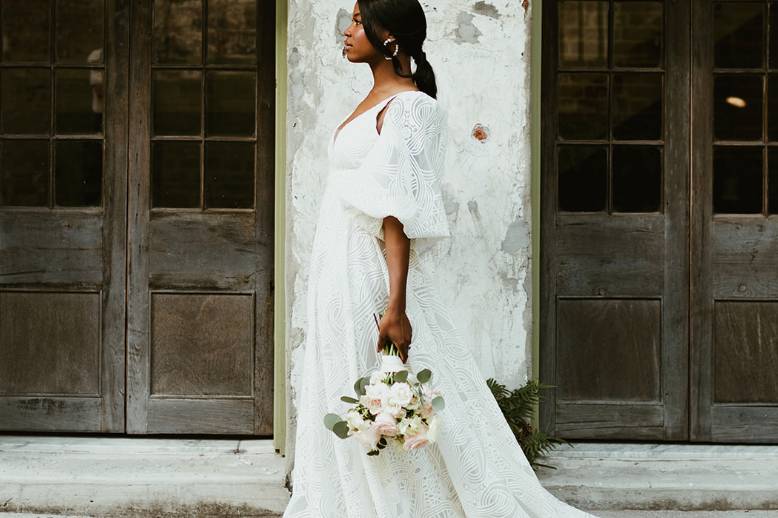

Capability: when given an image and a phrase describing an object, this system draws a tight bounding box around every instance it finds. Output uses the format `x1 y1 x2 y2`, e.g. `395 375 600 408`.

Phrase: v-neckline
330 90 419 147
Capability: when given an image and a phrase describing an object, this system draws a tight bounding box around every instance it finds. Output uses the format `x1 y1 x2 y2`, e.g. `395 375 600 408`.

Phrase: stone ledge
536 442 778 512
0 435 290 517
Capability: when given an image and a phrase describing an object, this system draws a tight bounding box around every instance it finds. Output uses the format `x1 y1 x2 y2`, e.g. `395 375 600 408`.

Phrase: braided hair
357 0 438 99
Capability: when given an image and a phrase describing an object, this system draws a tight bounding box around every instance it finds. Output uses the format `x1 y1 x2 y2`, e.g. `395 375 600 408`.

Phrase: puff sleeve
334 93 451 247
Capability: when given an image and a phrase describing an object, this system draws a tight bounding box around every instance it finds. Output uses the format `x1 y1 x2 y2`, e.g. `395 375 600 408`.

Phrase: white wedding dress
283 90 598 518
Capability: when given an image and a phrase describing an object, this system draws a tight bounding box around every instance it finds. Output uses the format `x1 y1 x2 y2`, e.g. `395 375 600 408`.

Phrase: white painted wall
284 0 534 462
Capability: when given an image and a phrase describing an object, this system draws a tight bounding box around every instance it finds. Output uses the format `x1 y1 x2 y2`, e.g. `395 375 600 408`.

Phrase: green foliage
485 378 570 470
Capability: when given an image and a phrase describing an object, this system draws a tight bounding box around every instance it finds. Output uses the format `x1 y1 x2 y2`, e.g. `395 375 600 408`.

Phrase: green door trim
531 0 542 430
273 0 288 455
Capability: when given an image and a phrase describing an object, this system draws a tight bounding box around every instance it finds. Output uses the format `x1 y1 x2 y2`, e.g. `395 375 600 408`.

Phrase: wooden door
0 0 128 432
126 0 275 434
540 0 690 440
691 0 778 442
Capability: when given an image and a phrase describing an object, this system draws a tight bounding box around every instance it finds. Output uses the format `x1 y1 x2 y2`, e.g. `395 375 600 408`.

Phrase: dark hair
357 0 438 99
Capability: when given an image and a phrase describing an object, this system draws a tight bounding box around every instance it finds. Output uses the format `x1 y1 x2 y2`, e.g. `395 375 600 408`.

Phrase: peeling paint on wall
473 1 501 19
452 12 482 44
285 0 534 463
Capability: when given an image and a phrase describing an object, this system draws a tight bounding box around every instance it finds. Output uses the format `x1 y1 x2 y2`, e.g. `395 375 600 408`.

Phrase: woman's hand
377 308 413 363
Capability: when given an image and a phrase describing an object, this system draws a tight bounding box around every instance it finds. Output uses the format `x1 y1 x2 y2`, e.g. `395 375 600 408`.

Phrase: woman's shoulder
387 90 443 126
391 89 438 108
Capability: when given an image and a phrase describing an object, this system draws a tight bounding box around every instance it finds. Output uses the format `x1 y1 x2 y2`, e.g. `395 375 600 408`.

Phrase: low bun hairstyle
357 0 438 99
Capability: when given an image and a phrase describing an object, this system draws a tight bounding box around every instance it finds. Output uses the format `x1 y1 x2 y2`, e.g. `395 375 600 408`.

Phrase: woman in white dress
283 1 599 517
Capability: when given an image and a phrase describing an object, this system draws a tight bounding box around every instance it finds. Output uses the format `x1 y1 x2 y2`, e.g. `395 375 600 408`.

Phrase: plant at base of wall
485 378 569 470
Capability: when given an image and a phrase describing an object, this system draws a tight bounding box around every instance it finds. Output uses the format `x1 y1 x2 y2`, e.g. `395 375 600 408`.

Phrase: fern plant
485 377 570 470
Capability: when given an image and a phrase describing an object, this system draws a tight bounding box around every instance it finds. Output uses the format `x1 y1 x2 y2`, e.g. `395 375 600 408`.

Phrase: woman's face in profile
343 2 378 62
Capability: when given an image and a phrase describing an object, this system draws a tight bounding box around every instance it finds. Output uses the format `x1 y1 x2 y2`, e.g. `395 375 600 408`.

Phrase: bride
283 1 599 517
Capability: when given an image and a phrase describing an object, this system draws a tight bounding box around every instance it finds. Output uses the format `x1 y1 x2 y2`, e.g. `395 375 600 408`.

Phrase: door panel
127 0 275 434
0 0 129 432
692 0 778 442
541 0 690 440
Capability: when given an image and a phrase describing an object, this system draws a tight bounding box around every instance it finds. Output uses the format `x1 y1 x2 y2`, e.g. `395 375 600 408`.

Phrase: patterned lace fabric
283 90 600 518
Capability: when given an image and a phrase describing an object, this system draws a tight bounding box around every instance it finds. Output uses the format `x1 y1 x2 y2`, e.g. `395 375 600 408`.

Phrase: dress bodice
327 91 425 171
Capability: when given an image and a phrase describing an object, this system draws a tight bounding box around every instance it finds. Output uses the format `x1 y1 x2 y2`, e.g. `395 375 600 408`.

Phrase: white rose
364 383 390 415
370 370 386 385
346 409 365 431
398 414 423 435
353 423 380 450
389 382 413 407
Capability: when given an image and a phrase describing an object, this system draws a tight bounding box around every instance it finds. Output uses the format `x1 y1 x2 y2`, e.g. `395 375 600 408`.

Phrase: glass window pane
614 1 662 68
55 0 104 64
206 0 256 65
715 74 762 141
1 69 51 134
613 145 662 212
771 4 778 69
613 73 662 140
769 147 778 214
206 71 255 136
205 142 253 209
0 140 49 206
55 69 103 134
558 144 607 212
558 73 607 140
1 1 50 62
713 146 762 214
559 1 608 68
152 70 201 136
715 3 763 69
768 74 778 140
152 141 200 208
55 140 102 206
153 0 202 65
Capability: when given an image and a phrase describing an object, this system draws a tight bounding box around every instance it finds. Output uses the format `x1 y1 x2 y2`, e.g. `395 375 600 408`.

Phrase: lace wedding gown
283 90 598 518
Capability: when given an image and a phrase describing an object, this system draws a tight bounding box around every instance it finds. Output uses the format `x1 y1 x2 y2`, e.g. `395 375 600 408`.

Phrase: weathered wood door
126 0 275 434
0 0 275 435
541 0 691 440
691 0 778 442
0 0 129 432
543 0 778 442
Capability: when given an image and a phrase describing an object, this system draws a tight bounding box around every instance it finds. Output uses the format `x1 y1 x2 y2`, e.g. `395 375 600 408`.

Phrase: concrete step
3 436 778 516
536 442 778 512
0 435 289 517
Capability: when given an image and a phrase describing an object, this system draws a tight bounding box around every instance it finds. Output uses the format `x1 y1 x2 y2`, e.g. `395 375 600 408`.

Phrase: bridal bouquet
323 318 445 456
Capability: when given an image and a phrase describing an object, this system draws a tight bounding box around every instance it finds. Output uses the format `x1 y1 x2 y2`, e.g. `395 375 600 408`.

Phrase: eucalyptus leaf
431 396 445 411
354 376 369 396
333 420 350 439
417 368 432 383
340 395 359 404
394 370 408 382
323 413 342 430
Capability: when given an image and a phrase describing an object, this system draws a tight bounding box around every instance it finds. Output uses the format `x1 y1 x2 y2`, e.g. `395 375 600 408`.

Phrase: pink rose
418 399 433 418
403 431 430 450
374 411 399 436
